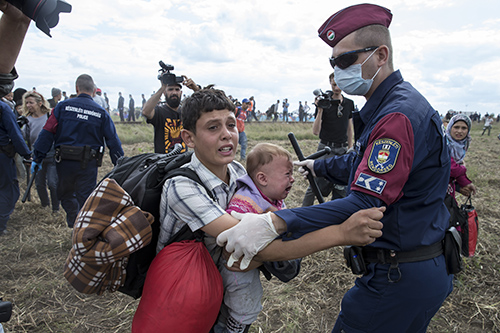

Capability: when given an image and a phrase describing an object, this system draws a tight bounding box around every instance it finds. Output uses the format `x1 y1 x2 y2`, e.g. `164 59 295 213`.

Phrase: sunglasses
337 103 344 118
329 46 379 69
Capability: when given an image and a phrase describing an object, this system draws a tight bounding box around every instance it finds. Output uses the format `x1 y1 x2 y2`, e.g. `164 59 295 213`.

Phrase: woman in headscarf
445 114 477 200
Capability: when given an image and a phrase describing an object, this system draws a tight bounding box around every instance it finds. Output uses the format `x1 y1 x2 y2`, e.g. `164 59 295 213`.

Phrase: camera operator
142 65 200 154
0 0 32 238
302 72 354 206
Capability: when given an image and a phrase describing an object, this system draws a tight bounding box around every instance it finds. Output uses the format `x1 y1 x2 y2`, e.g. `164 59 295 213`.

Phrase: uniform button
286 232 293 238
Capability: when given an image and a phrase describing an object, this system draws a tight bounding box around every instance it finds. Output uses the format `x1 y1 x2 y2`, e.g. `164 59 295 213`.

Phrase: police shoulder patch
355 173 387 195
367 138 401 174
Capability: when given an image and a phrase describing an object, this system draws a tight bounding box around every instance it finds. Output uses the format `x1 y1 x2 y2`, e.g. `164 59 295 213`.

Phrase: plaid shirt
156 153 246 257
64 178 154 295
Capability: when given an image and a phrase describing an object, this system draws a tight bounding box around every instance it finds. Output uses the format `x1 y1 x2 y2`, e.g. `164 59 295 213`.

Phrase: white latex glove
217 211 279 270
293 159 316 178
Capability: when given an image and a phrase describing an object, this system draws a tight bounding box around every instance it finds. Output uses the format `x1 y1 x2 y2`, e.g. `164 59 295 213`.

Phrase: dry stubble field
1 121 499 332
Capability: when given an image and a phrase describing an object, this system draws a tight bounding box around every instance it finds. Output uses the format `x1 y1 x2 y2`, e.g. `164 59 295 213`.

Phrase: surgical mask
334 49 381 96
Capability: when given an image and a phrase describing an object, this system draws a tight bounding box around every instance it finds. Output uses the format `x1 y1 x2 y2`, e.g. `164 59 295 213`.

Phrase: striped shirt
156 153 246 257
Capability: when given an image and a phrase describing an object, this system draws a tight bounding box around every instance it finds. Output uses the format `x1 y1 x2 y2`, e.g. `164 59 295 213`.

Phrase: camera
313 88 334 109
6 0 72 37
157 61 183 86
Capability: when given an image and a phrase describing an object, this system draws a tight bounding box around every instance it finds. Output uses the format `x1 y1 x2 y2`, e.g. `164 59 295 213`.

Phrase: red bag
132 240 223 333
461 197 479 257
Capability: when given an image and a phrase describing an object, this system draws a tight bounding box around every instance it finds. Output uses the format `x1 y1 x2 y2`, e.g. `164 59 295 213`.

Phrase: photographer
302 72 354 206
0 1 32 238
142 64 200 154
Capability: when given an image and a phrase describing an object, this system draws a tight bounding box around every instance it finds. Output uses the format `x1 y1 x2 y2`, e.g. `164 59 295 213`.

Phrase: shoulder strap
164 167 216 245
166 167 215 201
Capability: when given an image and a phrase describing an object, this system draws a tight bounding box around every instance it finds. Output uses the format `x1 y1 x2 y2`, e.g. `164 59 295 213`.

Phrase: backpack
103 144 214 298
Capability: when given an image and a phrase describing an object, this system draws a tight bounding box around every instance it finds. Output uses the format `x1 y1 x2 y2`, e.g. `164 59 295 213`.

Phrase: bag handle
464 195 473 206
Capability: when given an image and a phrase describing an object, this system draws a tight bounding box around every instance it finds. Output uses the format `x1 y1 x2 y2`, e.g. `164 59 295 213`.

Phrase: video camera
157 61 183 86
6 0 72 37
313 89 334 109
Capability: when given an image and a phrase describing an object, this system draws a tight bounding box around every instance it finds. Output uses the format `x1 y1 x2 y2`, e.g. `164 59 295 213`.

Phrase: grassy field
1 121 499 332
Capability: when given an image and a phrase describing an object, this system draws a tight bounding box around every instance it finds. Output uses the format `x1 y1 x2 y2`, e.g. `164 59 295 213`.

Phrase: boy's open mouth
219 146 233 153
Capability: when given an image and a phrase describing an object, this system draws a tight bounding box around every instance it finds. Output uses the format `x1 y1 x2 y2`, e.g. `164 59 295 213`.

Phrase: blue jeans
35 157 59 211
238 131 247 160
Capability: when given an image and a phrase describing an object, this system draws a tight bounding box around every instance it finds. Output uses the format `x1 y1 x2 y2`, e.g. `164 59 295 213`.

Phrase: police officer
32 74 124 228
0 0 32 236
0 96 31 236
217 4 453 332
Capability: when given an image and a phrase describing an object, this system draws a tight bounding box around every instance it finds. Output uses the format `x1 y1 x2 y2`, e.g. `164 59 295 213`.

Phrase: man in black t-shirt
142 75 199 153
302 72 355 206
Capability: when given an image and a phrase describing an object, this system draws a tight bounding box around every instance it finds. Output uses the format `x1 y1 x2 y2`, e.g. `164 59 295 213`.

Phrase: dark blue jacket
33 93 123 164
0 100 31 158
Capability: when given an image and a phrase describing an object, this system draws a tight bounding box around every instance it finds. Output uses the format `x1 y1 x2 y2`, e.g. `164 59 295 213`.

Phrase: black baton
22 164 38 203
288 132 324 204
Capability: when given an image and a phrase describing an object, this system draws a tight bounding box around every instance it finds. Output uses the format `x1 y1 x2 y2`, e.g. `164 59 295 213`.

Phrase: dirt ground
1 123 499 332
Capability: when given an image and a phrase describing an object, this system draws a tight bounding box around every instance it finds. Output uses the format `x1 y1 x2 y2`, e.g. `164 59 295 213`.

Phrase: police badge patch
368 138 401 174
355 173 387 195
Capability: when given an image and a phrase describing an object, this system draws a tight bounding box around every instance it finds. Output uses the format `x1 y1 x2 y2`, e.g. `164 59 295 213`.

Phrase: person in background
1 91 14 111
117 92 124 121
482 115 493 136
13 87 27 117
21 91 59 212
142 74 199 153
103 92 109 112
445 114 477 200
282 98 289 123
298 101 304 122
302 72 354 206
303 101 311 120
128 94 135 122
235 99 250 161
273 100 279 122
47 87 61 109
93 88 107 111
247 96 258 122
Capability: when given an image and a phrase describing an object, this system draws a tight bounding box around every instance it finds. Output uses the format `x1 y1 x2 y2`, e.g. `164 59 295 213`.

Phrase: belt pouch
0 142 16 158
343 246 367 275
443 227 463 275
58 145 85 161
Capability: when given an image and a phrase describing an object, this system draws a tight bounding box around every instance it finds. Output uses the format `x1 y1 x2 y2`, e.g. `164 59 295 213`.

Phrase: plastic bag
132 240 223 333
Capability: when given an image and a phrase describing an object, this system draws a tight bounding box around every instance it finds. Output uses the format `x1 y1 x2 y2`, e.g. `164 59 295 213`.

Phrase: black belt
362 242 443 264
320 140 348 148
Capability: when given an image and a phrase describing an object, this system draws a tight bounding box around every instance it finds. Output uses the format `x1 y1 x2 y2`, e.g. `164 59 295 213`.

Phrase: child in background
216 143 301 333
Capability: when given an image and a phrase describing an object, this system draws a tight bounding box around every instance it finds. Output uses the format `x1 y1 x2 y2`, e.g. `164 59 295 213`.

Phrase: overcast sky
11 0 500 116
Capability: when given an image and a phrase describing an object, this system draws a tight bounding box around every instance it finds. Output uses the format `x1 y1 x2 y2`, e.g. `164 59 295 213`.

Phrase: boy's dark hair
181 88 235 133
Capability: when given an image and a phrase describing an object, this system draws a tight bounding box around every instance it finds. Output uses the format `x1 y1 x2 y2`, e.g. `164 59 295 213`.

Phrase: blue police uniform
33 93 124 227
0 100 31 233
276 71 453 332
